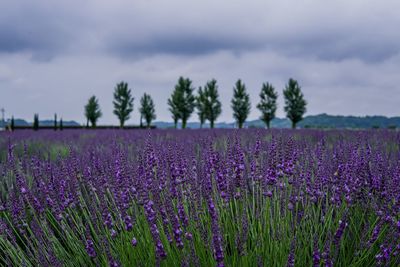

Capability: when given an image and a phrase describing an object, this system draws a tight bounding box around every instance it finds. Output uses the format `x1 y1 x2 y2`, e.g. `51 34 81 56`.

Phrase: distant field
0 129 399 266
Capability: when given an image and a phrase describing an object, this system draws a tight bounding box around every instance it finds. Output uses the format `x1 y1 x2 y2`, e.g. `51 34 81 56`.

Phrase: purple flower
264 191 273 198
85 239 96 258
313 247 320 267
125 215 133 231
334 220 347 246
110 229 117 238
185 232 193 240
286 237 296 267
368 222 382 247
376 244 392 265
103 212 113 229
207 197 224 266
131 237 137 247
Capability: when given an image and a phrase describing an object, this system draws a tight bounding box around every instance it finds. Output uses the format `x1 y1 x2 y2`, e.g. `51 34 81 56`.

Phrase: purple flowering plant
0 128 399 266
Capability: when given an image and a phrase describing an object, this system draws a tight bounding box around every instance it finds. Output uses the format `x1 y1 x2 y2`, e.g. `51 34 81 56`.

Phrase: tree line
7 77 306 130
85 82 156 128
85 77 306 129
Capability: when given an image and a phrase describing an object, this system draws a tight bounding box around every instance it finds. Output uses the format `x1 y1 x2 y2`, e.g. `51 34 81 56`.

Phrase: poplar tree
113 81 134 128
84 96 102 128
231 79 251 129
54 113 57 131
257 82 278 129
283 78 307 129
168 77 196 129
196 87 207 128
33 114 39 131
140 93 156 128
203 79 222 129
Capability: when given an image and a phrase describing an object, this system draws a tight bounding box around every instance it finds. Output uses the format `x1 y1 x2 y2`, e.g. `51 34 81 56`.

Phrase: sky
1 0 399 125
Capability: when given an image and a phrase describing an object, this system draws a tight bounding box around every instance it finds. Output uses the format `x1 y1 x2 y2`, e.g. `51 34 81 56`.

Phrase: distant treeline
152 114 400 129
2 114 399 130
4 77 309 131
10 125 155 130
3 77 397 131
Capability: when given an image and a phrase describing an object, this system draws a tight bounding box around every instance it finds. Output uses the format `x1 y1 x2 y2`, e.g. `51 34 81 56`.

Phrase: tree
231 79 251 129
168 88 181 129
85 96 102 128
203 79 222 129
54 113 57 131
196 87 207 128
257 82 278 129
283 78 307 129
113 81 134 128
139 93 156 128
10 116 15 131
33 114 39 131
60 118 63 131
168 77 196 129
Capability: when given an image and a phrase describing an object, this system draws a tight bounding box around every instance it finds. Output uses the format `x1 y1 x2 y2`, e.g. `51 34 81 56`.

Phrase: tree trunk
174 119 177 129
238 121 243 129
267 121 270 129
292 121 296 129
182 120 187 129
210 120 214 129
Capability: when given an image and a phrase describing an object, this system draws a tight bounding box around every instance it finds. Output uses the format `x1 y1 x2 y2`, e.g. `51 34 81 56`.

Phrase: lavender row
0 129 399 266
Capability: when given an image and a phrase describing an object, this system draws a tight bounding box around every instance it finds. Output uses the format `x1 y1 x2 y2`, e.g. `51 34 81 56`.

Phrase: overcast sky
1 0 399 124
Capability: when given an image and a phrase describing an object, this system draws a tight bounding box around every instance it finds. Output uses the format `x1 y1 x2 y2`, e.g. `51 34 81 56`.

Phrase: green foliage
139 93 156 128
231 79 251 128
84 96 102 128
113 81 134 128
203 79 222 129
33 113 39 131
10 116 15 131
283 78 307 129
257 82 278 129
196 87 207 128
196 80 222 128
167 87 181 129
54 113 57 131
168 77 196 129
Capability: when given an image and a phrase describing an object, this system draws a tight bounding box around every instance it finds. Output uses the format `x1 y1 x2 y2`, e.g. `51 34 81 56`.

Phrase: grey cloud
99 1 400 63
1 0 400 124
108 33 263 58
2 0 400 64
0 1 89 60
274 35 400 63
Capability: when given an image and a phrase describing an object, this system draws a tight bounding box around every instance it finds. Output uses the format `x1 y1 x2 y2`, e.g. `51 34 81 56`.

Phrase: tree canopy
140 93 156 128
257 82 278 129
231 79 251 129
85 95 102 128
283 78 307 129
113 81 134 128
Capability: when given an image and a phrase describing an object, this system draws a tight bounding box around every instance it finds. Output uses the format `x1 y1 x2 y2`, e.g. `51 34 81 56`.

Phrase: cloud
0 0 90 60
0 0 399 123
2 0 400 63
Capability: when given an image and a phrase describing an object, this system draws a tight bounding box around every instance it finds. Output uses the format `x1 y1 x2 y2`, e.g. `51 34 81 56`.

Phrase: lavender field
0 129 399 266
